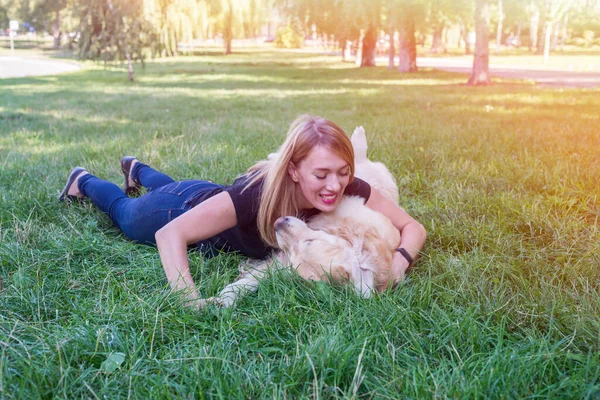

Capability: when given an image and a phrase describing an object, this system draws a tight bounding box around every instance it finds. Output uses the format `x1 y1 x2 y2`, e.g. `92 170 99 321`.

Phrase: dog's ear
345 238 375 298
272 250 290 267
329 263 351 282
351 257 374 298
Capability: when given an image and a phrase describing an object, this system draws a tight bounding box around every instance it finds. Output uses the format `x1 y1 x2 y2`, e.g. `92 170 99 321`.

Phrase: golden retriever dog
274 195 400 297
198 127 400 307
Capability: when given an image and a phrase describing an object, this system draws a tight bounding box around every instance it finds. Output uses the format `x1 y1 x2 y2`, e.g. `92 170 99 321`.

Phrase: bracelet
395 247 414 266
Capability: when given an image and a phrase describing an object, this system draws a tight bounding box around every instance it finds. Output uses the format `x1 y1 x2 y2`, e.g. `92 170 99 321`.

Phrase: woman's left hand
391 250 411 285
365 187 427 278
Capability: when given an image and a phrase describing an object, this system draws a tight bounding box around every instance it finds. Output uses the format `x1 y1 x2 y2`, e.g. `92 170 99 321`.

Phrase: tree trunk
536 16 547 55
543 20 552 63
495 0 503 54
355 29 364 66
388 30 395 69
529 3 539 52
398 14 417 73
340 38 349 62
460 19 471 55
431 25 444 53
53 10 61 49
551 20 560 50
170 28 179 57
125 45 134 82
559 13 568 50
225 37 232 55
468 0 491 85
224 0 233 55
360 26 377 67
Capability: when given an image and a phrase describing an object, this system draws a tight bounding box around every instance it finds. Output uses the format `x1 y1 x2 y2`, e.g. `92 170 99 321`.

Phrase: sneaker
121 156 142 196
58 167 87 202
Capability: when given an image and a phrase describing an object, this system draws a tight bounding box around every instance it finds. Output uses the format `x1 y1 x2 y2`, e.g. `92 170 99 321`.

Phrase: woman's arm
155 191 237 305
365 188 427 281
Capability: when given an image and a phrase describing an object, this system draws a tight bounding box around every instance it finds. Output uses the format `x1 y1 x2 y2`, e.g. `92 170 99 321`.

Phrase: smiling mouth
320 194 337 204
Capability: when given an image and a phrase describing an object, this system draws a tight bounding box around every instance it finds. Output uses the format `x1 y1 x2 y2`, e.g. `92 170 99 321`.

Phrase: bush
274 24 304 49
566 37 591 47
583 30 595 43
565 31 598 47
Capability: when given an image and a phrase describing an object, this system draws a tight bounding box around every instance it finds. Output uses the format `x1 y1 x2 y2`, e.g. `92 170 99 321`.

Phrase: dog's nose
274 216 290 230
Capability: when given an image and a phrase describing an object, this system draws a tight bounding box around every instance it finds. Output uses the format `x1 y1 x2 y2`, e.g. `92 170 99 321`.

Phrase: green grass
1 48 600 398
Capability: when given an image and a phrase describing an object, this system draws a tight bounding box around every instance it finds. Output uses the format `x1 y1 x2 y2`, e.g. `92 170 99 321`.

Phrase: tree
360 24 377 66
419 0 474 54
33 0 68 49
387 5 395 68
427 3 447 53
77 0 152 81
537 0 572 61
223 0 233 53
468 0 491 85
397 2 419 72
499 0 528 48
204 0 272 55
569 1 600 41
0 0 10 28
144 0 197 57
495 0 503 53
386 0 424 71
276 0 381 67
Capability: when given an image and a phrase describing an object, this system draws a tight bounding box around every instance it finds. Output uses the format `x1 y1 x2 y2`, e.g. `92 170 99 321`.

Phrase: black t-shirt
189 175 371 259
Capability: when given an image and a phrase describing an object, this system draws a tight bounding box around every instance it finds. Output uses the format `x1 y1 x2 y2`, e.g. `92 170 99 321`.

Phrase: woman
60 115 426 307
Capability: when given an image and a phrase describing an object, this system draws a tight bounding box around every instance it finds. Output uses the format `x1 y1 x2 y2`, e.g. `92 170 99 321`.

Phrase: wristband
395 247 414 266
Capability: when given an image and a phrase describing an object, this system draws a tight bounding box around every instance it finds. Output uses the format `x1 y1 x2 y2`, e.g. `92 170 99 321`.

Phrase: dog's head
274 215 397 296
315 217 397 296
275 216 351 283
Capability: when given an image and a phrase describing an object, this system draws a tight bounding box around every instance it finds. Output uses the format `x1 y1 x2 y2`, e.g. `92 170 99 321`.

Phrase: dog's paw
351 126 367 143
195 297 224 309
352 125 365 137
351 126 368 160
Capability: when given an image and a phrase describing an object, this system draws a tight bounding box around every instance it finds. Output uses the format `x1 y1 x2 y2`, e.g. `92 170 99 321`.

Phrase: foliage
1 50 600 397
76 0 152 64
29 0 66 33
569 1 600 37
274 22 303 48
143 0 211 57
4 0 600 60
276 0 378 44
0 0 11 28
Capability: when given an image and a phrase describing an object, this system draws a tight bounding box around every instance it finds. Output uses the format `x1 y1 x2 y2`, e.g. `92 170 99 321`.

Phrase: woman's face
288 145 351 212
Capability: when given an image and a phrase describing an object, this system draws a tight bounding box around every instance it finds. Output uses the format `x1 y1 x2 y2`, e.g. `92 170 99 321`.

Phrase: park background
2 0 600 398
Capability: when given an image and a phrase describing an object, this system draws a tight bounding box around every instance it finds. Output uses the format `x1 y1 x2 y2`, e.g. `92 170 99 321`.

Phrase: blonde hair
246 115 355 248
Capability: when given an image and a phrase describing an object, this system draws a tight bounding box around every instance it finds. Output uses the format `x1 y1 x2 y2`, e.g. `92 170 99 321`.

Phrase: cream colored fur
199 127 400 307
351 126 399 204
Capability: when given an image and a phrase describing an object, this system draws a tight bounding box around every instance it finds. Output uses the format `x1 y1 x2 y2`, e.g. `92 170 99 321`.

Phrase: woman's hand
155 191 238 306
391 250 411 285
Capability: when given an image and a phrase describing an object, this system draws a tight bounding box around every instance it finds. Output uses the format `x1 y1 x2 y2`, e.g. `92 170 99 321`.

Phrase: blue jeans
78 163 224 245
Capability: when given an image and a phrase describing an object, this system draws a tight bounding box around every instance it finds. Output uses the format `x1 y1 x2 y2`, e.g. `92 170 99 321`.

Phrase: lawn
1 49 599 398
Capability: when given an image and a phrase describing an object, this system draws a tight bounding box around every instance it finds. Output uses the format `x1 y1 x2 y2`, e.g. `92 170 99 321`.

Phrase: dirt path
0 56 80 79
2 52 599 88
415 57 600 88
